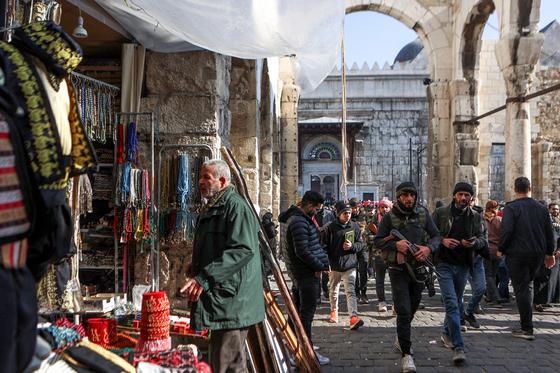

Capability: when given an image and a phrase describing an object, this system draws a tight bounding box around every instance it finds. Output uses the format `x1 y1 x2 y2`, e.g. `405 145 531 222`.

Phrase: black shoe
473 305 484 314
464 313 480 329
511 329 535 340
452 348 466 365
542 303 553 308
534 304 545 312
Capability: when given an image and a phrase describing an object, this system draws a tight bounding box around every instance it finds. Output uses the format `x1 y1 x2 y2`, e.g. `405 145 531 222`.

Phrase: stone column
450 79 480 198
426 80 453 207
279 82 300 212
259 65 274 213
229 58 260 205
496 33 543 200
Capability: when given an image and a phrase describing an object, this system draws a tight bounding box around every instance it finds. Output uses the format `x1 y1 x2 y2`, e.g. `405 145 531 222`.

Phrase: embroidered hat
137 291 171 353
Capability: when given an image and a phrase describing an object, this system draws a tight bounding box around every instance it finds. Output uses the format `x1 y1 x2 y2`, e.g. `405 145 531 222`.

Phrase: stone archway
452 0 497 200
345 0 454 205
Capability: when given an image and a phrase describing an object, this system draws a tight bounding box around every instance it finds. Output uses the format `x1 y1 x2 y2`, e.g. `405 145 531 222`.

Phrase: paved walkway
310 277 560 373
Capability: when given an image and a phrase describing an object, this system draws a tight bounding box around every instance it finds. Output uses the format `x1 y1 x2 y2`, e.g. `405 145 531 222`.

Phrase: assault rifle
390 229 440 278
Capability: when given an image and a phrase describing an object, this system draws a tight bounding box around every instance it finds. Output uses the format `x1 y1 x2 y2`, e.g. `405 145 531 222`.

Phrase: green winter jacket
190 186 265 331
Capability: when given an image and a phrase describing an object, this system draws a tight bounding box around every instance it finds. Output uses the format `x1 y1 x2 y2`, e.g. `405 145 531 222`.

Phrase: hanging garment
0 87 34 268
0 21 97 193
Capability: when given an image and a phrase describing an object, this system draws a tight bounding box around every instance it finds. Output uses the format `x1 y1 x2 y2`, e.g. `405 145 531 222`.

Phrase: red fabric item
137 291 171 353
87 318 117 348
116 123 125 164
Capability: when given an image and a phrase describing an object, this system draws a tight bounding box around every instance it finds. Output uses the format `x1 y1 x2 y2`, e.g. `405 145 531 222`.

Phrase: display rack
113 112 156 294
154 144 214 290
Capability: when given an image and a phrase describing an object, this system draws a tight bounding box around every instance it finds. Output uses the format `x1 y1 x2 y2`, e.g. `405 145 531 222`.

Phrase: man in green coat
180 159 265 373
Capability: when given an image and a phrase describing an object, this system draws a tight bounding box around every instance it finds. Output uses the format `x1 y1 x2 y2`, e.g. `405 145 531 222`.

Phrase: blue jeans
437 262 469 349
464 256 486 316
498 257 510 299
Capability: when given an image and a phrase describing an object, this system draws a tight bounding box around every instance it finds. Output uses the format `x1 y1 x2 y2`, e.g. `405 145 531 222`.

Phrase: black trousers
548 262 560 303
355 249 369 296
388 266 424 356
210 328 249 373
484 254 501 302
294 277 320 343
0 266 37 373
374 255 387 302
507 255 543 332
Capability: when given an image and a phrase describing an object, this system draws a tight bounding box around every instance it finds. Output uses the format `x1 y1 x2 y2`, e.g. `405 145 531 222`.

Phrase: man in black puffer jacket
278 191 330 365
324 201 364 330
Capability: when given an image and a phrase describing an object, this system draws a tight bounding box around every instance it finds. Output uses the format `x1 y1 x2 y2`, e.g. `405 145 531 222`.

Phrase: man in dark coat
279 190 330 365
180 159 265 373
432 181 488 366
375 182 441 373
498 177 555 340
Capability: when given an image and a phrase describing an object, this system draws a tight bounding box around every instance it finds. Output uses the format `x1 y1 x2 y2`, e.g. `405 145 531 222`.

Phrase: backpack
381 207 428 266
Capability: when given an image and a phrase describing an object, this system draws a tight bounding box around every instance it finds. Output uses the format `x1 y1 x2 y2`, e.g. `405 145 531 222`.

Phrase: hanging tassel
126 122 138 164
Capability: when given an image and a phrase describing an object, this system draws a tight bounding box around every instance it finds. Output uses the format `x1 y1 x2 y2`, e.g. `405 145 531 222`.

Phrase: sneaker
401 354 416 373
327 310 338 323
474 305 485 314
511 329 535 340
464 313 480 329
452 348 466 365
394 336 414 355
534 304 545 312
359 295 370 304
440 333 453 349
378 301 388 312
313 345 320 351
460 319 468 332
315 351 330 365
349 315 364 330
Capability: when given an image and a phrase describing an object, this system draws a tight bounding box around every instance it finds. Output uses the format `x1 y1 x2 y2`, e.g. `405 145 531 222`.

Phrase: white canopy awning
95 0 345 93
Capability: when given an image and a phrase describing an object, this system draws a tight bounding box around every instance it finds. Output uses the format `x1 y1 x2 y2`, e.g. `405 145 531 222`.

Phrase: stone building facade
298 53 430 203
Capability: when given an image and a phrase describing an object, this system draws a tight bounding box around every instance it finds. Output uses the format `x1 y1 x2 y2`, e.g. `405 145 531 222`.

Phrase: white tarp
95 0 345 93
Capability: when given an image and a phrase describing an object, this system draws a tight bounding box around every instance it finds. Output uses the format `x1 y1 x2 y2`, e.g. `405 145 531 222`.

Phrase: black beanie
453 182 474 196
334 201 352 215
396 181 417 198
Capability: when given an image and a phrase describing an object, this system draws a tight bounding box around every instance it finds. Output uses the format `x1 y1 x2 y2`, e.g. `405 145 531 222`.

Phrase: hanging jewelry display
113 113 156 293
70 72 119 144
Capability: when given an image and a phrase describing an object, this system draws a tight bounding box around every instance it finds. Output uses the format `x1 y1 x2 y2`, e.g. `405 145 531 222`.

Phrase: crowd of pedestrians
276 176 558 372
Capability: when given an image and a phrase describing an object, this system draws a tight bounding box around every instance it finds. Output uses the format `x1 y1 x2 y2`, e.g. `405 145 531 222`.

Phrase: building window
308 142 341 160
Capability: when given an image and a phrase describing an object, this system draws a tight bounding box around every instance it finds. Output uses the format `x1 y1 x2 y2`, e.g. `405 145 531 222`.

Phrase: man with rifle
375 182 441 373
432 182 488 366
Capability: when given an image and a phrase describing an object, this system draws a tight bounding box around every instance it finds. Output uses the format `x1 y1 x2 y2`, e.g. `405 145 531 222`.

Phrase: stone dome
394 38 424 63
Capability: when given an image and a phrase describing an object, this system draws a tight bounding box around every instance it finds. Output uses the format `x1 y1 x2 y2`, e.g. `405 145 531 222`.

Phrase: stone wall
534 68 560 202
136 50 232 302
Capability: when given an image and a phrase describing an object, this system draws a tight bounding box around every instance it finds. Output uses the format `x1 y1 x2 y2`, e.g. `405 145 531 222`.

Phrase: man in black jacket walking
279 191 330 364
432 182 488 366
324 201 364 330
375 182 441 373
498 177 556 340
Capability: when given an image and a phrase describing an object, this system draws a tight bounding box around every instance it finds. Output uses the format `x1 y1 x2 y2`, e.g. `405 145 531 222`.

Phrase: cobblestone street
311 278 560 373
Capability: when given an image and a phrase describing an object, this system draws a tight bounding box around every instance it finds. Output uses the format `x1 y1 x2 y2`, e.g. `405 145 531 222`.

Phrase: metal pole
409 138 413 182
340 29 348 201
391 150 395 199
